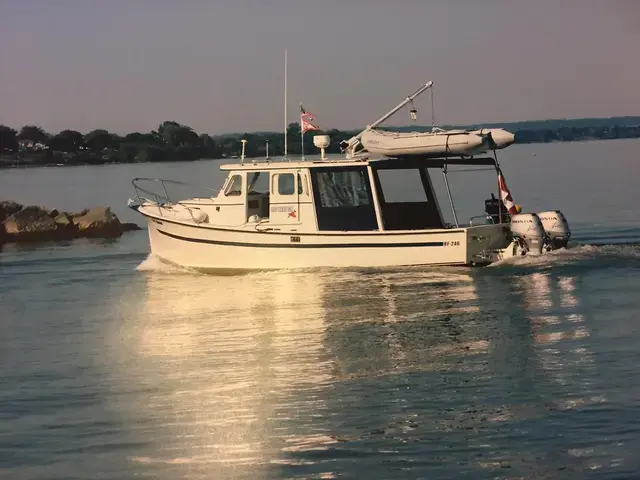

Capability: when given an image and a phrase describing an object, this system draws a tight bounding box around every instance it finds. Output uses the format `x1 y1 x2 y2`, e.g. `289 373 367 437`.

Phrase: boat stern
464 224 513 265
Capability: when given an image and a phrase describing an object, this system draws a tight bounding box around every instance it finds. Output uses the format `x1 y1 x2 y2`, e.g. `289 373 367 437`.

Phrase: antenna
240 139 247 165
283 49 288 160
430 84 436 131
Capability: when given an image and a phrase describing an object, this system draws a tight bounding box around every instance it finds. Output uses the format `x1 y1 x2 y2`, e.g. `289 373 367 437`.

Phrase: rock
0 200 23 223
3 206 60 242
0 201 139 244
70 209 89 218
53 212 74 227
53 212 76 237
121 222 142 232
72 206 123 238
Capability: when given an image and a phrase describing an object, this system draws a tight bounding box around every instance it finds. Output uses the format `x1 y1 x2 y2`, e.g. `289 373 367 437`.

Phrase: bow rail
129 177 221 224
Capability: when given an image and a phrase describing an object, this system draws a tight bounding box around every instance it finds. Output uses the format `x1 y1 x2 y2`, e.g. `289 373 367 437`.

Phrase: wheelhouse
208 154 501 233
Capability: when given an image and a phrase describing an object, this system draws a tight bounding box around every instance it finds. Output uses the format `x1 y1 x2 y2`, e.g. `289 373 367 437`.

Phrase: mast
284 49 288 160
300 103 305 161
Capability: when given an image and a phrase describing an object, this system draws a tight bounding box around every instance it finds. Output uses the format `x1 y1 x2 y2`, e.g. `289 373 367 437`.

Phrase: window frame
276 173 296 196
224 174 243 196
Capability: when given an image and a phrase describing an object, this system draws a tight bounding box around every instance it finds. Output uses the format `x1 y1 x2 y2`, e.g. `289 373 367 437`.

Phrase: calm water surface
1 140 640 479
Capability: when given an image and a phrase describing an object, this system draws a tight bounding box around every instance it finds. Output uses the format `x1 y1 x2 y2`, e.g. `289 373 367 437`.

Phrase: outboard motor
509 213 546 255
538 210 571 249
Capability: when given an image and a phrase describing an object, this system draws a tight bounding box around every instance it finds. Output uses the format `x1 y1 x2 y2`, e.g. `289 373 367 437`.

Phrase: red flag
498 170 518 216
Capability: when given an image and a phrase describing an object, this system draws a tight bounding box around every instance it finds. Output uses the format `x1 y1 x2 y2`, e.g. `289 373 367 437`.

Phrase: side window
376 169 428 203
297 173 304 195
315 169 371 207
247 171 269 195
224 174 242 196
277 173 295 195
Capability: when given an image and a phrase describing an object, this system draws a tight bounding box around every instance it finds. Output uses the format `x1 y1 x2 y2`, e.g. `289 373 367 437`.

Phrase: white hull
138 208 511 271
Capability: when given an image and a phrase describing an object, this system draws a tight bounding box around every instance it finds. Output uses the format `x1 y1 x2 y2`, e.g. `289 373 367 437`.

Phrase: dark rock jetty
0 200 141 244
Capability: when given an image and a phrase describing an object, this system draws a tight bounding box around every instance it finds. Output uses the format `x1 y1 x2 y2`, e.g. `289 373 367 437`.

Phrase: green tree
50 130 84 152
157 120 181 145
0 125 19 152
157 121 199 148
17 125 49 144
287 122 301 140
123 132 162 145
199 133 215 149
199 133 220 157
84 129 121 152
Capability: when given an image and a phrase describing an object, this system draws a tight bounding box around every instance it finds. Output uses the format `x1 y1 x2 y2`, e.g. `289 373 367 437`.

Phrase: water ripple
2 243 640 478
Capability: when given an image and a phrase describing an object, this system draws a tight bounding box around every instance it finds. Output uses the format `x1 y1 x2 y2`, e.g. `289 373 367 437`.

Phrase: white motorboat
127 81 571 272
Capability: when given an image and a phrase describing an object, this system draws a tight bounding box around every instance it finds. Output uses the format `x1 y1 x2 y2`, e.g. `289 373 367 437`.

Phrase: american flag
300 103 319 133
301 117 320 133
300 104 315 121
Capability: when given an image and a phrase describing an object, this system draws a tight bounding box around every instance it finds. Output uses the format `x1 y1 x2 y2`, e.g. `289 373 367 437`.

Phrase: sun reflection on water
107 266 339 477
98 259 622 478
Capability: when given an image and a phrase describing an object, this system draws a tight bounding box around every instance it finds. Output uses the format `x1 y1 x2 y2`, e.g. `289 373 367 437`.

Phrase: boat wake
135 254 204 275
488 243 640 272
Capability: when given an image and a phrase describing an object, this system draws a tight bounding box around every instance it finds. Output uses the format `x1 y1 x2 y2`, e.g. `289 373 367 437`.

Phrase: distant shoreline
1 117 638 169
0 136 637 170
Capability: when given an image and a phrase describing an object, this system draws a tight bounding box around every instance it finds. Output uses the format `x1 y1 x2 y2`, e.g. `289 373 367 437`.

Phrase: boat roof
220 157 370 171
219 155 498 171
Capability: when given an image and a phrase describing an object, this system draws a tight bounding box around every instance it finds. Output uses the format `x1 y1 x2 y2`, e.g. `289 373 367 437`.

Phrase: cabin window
247 171 269 195
246 171 270 219
315 170 371 207
310 167 378 231
376 169 428 203
224 175 242 196
372 167 444 230
277 173 296 195
297 173 305 195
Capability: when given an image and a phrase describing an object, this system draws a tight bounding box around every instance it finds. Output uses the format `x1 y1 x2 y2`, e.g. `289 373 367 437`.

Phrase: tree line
1 117 639 168
0 121 354 167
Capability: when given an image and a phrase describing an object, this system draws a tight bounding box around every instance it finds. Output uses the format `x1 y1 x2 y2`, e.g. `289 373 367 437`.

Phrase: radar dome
313 135 330 149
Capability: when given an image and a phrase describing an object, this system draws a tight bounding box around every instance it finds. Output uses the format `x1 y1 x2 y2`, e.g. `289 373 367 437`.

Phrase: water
1 140 640 479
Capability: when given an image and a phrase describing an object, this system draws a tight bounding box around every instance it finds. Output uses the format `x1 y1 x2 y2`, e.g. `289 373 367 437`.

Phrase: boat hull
139 211 511 271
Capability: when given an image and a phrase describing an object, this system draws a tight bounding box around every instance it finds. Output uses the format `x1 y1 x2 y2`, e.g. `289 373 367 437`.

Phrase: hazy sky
1 0 638 135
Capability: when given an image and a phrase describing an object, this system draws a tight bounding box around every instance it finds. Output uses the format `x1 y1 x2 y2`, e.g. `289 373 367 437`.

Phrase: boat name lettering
290 236 301 243
443 241 460 247
271 206 294 212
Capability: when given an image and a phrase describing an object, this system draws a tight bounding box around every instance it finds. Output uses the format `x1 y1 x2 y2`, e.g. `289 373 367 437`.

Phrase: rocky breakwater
0 200 141 244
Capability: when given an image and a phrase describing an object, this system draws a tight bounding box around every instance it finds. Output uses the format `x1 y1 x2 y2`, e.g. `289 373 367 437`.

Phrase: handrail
469 214 497 225
130 177 220 224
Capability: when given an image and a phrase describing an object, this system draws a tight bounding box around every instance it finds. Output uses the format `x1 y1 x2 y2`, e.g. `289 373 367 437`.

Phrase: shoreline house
18 140 49 152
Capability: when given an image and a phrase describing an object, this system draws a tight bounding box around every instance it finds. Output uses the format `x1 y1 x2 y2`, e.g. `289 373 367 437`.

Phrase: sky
0 0 639 135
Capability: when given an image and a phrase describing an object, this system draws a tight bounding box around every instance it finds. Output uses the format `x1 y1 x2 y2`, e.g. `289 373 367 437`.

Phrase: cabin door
269 171 301 225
